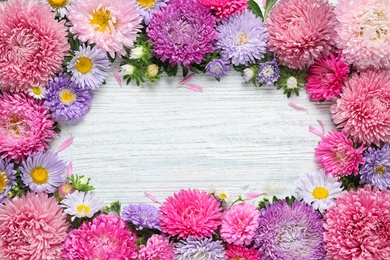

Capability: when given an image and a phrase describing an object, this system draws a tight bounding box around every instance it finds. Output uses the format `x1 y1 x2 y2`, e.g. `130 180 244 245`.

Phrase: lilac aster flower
206 59 229 79
44 74 93 122
360 145 390 190
216 10 268 66
147 0 217 68
136 0 169 24
122 204 161 230
0 159 16 203
257 59 280 85
20 150 67 194
174 237 226 260
254 200 325 260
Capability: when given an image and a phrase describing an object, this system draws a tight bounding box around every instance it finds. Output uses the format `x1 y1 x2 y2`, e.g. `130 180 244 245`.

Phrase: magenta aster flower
0 93 56 163
315 130 365 177
0 0 69 93
0 159 16 204
331 70 390 146
63 214 139 260
305 52 350 102
139 234 174 260
267 0 337 69
147 0 217 68
196 0 248 21
226 244 260 260
0 193 69 260
324 185 390 259
360 145 390 190
159 189 223 239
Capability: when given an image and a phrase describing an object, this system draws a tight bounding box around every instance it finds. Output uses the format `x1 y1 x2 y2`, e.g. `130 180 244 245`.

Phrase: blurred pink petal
288 102 308 113
182 84 203 92
67 162 73 178
179 73 196 85
58 136 73 152
309 126 324 138
113 68 122 88
244 192 263 201
317 119 325 135
144 192 161 204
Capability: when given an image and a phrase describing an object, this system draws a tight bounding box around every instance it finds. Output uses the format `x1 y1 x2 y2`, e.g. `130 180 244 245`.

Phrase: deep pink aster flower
324 185 390 259
305 52 350 102
196 0 248 21
0 193 69 260
267 0 337 69
315 130 365 177
0 93 56 163
62 214 139 260
331 70 390 146
220 203 260 246
0 0 69 93
139 234 174 260
226 244 260 260
159 189 223 239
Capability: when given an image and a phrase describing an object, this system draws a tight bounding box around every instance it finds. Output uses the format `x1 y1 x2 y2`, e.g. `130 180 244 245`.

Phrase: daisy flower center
0 172 9 192
77 203 91 214
219 192 228 200
90 8 114 33
59 89 77 105
234 32 248 46
376 164 386 175
75 56 93 74
30 167 49 185
47 0 68 9
32 86 43 95
312 187 329 200
138 0 156 9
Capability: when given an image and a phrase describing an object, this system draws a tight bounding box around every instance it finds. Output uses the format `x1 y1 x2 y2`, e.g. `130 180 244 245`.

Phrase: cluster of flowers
0 0 390 259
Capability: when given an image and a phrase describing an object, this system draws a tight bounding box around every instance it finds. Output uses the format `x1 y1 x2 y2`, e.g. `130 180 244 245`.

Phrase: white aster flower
40 0 73 18
28 85 46 99
61 190 104 221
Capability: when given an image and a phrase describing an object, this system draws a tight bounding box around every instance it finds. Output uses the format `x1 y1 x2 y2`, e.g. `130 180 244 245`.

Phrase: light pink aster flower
331 70 390 146
267 0 337 69
67 0 142 58
139 234 174 260
0 193 69 260
226 244 260 260
196 0 248 21
315 130 365 177
0 0 69 93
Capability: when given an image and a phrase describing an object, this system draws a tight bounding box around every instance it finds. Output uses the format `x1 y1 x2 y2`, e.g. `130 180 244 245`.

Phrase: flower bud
120 64 135 76
146 64 159 78
130 46 145 59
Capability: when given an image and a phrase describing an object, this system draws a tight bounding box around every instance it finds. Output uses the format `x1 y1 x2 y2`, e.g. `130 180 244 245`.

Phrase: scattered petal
181 84 203 92
58 136 73 152
112 68 123 88
179 73 196 85
144 192 161 204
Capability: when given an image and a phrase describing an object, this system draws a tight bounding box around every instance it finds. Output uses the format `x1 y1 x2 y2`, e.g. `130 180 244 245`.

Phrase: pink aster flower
196 0 248 21
67 0 142 58
159 189 223 239
324 185 390 259
0 93 56 163
63 214 139 260
0 193 69 260
315 130 365 177
139 234 174 260
220 203 260 246
0 0 69 93
226 244 261 260
267 0 337 69
331 70 390 146
305 52 350 102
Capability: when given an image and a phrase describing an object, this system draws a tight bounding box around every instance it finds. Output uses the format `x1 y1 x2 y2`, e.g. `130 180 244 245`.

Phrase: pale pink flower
139 234 174 260
196 0 248 21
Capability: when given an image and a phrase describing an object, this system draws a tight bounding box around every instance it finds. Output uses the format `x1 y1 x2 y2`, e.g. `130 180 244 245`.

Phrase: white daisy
61 190 104 221
40 0 73 18
28 85 46 99
296 169 343 213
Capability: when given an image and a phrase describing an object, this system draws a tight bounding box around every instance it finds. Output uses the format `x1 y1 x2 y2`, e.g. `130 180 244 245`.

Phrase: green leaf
248 0 264 20
264 0 278 20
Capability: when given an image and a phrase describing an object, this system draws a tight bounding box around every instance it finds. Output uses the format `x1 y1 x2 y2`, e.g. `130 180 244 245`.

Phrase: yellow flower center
75 56 93 74
32 86 43 95
30 167 49 185
77 204 91 214
59 89 77 105
90 8 114 33
312 187 329 200
219 193 228 200
234 32 248 46
138 0 156 9
376 165 386 175
0 172 9 193
47 0 68 9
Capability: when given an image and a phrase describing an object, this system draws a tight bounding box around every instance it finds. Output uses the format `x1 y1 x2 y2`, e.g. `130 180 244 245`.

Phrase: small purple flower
0 159 16 203
174 237 226 260
122 204 161 230
206 59 229 79
360 144 390 190
257 59 280 85
44 74 93 122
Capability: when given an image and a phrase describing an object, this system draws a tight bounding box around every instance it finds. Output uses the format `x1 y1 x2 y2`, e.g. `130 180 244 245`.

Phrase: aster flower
136 0 169 24
242 67 256 83
0 193 68 260
0 159 16 204
44 74 93 122
296 169 343 213
28 85 46 100
40 0 73 18
0 0 69 93
335 0 390 70
147 0 217 68
220 203 260 245
159 189 223 239
315 130 365 177
122 203 161 230
67 45 111 89
267 0 337 69
20 150 67 194
197 0 248 21
330 70 390 146
360 145 390 190
206 59 230 79
257 59 280 85
216 10 268 66
276 67 306 98
139 234 174 260
174 237 226 260
63 214 139 260
324 185 390 259
226 244 260 260
0 93 56 163
67 0 142 57
61 190 104 221
254 200 325 260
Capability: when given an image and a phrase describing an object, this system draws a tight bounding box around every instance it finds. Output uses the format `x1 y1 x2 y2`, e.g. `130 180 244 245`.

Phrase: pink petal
179 73 196 85
67 162 73 178
182 83 203 92
144 192 161 204
58 136 73 152
309 126 325 138
113 68 122 88
288 102 308 113
244 192 263 201
317 119 326 135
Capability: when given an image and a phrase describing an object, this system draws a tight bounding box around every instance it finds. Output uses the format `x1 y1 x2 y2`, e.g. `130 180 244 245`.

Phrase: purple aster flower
174 237 226 260
360 145 390 190
257 59 280 85
216 10 268 66
20 150 67 194
0 159 16 203
254 200 325 260
44 74 93 122
147 0 217 68
206 59 229 79
136 0 169 24
122 204 161 230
